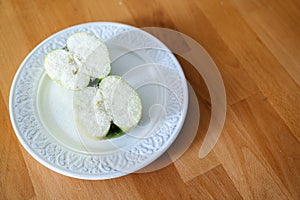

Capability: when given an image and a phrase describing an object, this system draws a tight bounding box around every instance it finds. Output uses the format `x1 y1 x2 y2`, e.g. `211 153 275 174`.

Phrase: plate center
36 45 167 154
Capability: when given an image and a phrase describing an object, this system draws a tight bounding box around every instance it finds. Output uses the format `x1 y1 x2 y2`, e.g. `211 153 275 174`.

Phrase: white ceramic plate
9 22 188 180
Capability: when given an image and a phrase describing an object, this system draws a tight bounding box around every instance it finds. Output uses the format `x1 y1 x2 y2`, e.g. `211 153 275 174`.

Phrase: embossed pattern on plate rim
9 22 188 180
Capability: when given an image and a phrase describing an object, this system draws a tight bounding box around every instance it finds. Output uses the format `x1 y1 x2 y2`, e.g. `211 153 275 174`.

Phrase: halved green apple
44 32 142 139
44 32 111 90
73 76 142 139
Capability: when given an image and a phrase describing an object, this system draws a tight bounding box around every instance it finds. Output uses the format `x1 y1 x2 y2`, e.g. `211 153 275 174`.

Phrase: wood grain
196 0 300 140
187 165 243 200
0 92 35 199
0 0 299 199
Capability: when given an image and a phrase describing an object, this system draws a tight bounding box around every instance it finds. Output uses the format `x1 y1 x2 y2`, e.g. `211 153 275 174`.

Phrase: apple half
44 32 111 90
73 76 142 139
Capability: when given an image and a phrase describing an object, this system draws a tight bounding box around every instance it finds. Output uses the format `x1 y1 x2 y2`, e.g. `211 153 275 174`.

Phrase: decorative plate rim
9 22 188 180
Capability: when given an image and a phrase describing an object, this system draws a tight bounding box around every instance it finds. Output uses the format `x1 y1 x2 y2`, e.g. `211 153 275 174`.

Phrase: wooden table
1 0 299 199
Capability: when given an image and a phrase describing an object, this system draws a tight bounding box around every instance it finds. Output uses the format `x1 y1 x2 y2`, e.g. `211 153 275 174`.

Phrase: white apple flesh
73 76 142 139
44 32 111 90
